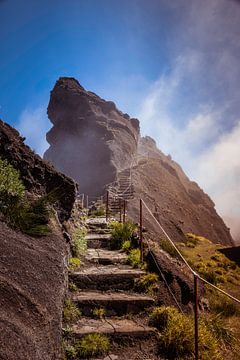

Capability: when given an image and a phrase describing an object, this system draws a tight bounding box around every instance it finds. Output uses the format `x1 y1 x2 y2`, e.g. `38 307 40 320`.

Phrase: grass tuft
127 248 141 268
75 333 109 358
134 273 159 294
109 220 137 249
68 257 81 271
72 226 87 257
63 299 81 323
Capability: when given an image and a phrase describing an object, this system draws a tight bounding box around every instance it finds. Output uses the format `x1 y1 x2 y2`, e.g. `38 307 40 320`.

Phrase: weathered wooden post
119 198 122 223
139 199 143 262
123 199 126 223
106 191 109 222
194 274 199 360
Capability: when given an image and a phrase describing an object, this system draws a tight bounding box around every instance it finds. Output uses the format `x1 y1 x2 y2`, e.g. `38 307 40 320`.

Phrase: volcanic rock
44 77 233 246
0 119 77 221
44 77 139 197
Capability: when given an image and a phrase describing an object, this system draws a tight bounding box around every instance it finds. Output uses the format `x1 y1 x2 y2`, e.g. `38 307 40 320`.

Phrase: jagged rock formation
0 120 77 360
44 77 233 246
0 120 76 221
44 77 139 197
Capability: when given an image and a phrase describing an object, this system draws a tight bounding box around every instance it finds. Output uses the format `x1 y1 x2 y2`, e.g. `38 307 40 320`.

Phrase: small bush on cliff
149 306 221 359
0 157 25 211
72 226 87 257
75 333 109 358
63 299 81 323
109 220 137 249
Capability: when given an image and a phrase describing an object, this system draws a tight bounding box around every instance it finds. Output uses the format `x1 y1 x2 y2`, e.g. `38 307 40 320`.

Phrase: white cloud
16 106 51 156
137 53 240 242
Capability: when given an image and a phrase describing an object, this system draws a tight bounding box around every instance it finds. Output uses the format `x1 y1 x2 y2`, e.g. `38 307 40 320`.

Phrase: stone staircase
67 216 157 359
108 168 134 215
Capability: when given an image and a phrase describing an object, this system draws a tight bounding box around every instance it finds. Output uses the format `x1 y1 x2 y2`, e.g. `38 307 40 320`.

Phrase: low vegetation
92 307 105 319
75 333 109 358
63 299 81 323
68 257 81 271
72 226 87 257
134 273 159 294
159 238 180 259
0 157 59 236
68 282 78 292
109 220 137 249
127 248 141 268
149 306 223 359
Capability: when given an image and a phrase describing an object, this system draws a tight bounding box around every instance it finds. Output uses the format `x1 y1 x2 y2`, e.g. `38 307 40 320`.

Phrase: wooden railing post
139 199 143 262
106 191 109 222
123 200 126 223
194 274 199 360
86 195 89 209
119 198 122 223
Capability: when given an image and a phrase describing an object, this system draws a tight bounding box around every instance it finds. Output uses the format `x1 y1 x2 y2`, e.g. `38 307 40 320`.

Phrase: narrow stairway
108 168 134 215
68 216 157 359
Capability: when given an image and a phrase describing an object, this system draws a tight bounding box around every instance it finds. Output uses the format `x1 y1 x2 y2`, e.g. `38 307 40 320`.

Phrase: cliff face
0 119 76 221
44 77 233 246
0 120 77 360
44 77 140 197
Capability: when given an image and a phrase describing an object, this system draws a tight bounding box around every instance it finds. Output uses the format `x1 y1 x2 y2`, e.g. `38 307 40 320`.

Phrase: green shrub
75 333 109 358
92 307 105 319
209 293 240 317
122 240 131 253
134 273 159 294
127 248 141 268
72 226 87 257
149 306 221 359
109 221 137 249
64 344 77 359
69 282 78 292
0 158 25 211
159 238 180 259
63 299 81 323
69 258 81 271
206 314 236 349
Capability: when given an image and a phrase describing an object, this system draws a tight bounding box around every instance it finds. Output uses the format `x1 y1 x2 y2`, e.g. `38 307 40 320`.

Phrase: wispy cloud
16 106 50 156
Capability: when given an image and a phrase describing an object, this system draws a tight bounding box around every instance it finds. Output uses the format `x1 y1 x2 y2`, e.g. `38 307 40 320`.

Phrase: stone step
70 318 156 340
69 265 145 291
86 249 128 265
72 291 155 317
87 228 111 234
86 234 111 249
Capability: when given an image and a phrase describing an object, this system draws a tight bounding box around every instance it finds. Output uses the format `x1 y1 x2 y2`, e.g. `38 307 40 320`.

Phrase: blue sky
0 0 240 240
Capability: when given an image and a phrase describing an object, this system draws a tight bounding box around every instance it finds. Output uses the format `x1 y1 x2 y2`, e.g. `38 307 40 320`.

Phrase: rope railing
137 197 240 360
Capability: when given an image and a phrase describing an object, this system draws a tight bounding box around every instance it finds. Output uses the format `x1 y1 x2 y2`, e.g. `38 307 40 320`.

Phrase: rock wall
0 119 77 359
0 119 77 221
44 77 140 197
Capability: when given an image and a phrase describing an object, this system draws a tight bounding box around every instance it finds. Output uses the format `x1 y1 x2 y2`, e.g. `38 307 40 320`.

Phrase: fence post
139 199 143 262
106 191 109 222
119 198 122 223
123 200 126 223
86 195 89 209
194 274 199 360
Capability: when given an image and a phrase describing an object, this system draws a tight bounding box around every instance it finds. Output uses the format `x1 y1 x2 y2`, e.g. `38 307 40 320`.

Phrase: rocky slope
44 77 139 197
0 120 77 360
44 77 233 246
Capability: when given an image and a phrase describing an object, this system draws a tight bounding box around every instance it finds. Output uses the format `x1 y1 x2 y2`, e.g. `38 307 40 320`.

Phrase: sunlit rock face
44 77 140 197
44 78 233 246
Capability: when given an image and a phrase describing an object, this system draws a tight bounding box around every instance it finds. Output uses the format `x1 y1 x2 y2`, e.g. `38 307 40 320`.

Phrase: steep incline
0 120 77 360
43 77 233 246
44 77 139 197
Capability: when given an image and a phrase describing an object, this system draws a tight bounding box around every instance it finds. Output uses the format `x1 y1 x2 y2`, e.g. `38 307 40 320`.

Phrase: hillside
0 120 77 360
44 77 233 246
